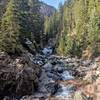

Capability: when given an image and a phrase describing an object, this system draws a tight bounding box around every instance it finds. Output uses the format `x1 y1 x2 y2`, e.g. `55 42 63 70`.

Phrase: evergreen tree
45 0 100 58
29 0 44 45
86 0 100 56
0 0 31 54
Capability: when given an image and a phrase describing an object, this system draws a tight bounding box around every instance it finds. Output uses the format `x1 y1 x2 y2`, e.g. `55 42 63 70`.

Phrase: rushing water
20 47 76 100
41 47 75 99
55 70 75 100
61 70 74 81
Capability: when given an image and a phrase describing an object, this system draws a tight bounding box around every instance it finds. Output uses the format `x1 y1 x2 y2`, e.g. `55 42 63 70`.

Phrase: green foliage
0 0 42 54
0 0 23 53
45 0 100 58
29 0 44 44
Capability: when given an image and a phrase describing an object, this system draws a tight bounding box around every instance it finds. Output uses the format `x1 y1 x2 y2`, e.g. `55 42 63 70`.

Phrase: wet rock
46 72 62 80
61 71 74 81
42 47 53 56
1 51 99 99
57 84 75 96
53 64 64 73
51 60 57 65
39 97 45 100
42 63 52 72
45 82 60 95
33 92 51 99
55 84 74 100
32 54 46 66
48 56 63 65
38 70 54 93
38 68 61 95
20 95 40 100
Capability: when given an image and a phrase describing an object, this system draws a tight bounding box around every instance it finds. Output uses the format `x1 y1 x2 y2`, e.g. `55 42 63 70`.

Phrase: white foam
62 71 74 80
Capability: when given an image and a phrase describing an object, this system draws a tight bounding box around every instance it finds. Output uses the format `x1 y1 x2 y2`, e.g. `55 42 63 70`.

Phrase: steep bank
0 52 41 99
1 50 100 100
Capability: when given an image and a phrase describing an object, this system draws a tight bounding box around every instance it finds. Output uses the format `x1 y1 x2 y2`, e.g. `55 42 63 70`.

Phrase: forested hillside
44 0 100 58
0 0 100 99
40 2 56 17
0 0 99 58
0 0 55 54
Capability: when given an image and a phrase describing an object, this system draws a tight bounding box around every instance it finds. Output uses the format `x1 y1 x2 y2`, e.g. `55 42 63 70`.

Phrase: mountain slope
39 2 56 17
0 0 56 17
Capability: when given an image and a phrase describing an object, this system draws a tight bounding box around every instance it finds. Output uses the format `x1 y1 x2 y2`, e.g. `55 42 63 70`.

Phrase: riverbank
0 51 100 100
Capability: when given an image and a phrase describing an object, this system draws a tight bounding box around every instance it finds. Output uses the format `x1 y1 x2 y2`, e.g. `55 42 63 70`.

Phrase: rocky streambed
20 54 100 100
0 51 100 100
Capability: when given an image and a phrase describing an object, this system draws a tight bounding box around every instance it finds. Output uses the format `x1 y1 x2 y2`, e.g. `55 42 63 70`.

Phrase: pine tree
86 0 100 57
0 0 9 30
45 0 100 58
29 0 43 45
0 0 32 54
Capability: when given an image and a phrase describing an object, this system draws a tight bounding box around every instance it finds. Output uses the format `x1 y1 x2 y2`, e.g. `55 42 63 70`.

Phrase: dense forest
0 0 45 54
0 0 100 99
44 0 100 58
0 0 100 58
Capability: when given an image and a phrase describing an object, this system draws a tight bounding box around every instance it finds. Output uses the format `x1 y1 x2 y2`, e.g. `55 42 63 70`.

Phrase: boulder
61 71 74 81
42 47 53 56
45 82 60 95
42 62 52 72
38 70 54 93
0 52 40 98
53 64 64 73
47 72 62 80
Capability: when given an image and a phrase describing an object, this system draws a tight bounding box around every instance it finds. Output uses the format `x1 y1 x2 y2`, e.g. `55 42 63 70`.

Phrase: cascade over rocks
0 50 100 100
31 54 100 100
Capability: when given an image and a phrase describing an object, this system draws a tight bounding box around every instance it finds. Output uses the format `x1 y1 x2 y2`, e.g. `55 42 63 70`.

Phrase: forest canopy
44 0 100 58
0 0 100 58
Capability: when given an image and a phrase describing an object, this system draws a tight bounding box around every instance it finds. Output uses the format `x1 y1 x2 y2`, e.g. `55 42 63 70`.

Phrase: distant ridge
39 1 56 17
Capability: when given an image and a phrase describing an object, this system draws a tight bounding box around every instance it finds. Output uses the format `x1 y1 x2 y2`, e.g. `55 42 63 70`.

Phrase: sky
41 0 65 9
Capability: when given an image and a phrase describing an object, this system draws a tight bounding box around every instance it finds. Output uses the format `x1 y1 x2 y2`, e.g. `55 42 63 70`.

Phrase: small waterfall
55 70 75 100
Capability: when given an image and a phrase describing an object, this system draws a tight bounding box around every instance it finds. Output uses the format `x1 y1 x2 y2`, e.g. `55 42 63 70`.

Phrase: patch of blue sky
40 0 65 9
